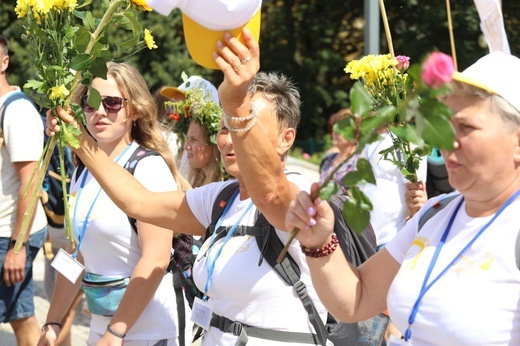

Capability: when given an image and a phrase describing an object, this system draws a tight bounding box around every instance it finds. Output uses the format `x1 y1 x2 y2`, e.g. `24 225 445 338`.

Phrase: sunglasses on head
80 95 127 114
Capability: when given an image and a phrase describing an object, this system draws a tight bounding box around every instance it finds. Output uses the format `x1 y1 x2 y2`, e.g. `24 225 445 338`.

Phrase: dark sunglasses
80 95 127 114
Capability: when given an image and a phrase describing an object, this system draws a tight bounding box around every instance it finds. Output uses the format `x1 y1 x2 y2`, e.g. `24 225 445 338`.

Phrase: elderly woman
285 51 520 345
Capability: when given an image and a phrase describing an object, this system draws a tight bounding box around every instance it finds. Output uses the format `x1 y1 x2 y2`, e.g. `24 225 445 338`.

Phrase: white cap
160 76 219 103
452 52 520 113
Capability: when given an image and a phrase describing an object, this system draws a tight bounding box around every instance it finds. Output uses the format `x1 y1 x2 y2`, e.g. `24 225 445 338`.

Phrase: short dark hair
0 35 8 57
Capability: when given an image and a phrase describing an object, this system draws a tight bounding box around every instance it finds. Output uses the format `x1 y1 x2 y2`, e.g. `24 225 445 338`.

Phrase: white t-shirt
359 134 427 246
70 141 189 340
186 176 328 346
385 193 520 345
0 88 47 237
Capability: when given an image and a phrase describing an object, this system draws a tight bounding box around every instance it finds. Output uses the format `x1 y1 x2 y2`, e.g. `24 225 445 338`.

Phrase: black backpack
325 193 389 346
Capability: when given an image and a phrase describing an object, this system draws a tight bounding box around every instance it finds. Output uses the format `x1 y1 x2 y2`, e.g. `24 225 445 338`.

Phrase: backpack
418 193 520 270
325 194 389 346
41 116 75 229
76 145 194 346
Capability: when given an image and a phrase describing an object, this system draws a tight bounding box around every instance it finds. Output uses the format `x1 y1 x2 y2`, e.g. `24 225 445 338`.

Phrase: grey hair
247 72 301 131
450 80 520 130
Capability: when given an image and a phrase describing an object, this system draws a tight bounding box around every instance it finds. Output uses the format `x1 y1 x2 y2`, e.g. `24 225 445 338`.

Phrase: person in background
161 76 223 188
319 108 358 194
0 34 48 346
285 51 520 345
38 62 192 346
359 132 428 250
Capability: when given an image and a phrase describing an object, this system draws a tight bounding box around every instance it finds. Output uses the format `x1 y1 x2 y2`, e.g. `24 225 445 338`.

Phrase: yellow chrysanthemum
15 0 29 18
48 85 69 100
144 29 158 50
130 0 152 11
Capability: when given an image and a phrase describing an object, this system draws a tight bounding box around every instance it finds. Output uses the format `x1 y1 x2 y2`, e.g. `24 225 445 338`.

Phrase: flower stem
14 136 57 253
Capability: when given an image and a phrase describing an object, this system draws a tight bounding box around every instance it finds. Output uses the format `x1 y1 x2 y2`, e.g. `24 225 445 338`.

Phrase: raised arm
214 29 300 231
46 109 204 236
285 183 401 322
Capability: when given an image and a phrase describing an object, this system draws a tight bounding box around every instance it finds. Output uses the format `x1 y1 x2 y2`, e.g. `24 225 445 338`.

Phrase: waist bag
82 273 130 316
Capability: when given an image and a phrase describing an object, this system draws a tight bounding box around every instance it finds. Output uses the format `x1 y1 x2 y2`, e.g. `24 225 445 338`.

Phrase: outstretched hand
286 183 336 249
214 28 260 115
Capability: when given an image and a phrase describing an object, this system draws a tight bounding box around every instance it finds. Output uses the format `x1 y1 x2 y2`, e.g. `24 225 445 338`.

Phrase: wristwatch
9 239 27 247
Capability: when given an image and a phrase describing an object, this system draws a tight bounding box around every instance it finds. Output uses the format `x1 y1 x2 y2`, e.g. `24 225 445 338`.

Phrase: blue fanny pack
82 273 130 316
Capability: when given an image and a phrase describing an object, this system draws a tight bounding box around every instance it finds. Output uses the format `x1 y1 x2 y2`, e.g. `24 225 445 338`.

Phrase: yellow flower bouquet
13 0 157 251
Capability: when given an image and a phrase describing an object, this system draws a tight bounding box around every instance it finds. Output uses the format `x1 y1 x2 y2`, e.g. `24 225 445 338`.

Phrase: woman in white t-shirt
38 62 191 346
286 52 520 345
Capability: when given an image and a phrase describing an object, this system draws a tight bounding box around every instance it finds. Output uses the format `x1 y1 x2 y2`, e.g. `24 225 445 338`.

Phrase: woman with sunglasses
39 62 192 346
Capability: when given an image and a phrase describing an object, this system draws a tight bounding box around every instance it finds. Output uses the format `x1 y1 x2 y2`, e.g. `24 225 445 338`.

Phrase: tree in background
1 0 518 153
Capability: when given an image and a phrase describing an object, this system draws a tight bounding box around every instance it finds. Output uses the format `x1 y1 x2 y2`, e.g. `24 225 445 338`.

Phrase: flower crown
164 87 222 145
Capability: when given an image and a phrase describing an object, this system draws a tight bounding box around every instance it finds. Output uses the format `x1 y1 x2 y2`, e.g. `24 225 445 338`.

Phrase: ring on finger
233 63 242 72
241 56 252 64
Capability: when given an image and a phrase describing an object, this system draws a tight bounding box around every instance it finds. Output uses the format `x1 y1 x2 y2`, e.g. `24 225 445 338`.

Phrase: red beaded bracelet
301 233 339 258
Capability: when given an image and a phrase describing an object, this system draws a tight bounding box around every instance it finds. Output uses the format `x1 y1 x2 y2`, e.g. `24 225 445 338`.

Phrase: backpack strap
122 145 187 346
418 194 459 231
207 181 328 345
123 146 161 232
253 215 329 346
0 91 34 147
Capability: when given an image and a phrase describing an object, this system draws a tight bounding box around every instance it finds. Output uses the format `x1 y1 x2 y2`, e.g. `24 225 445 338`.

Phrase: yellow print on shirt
406 236 429 270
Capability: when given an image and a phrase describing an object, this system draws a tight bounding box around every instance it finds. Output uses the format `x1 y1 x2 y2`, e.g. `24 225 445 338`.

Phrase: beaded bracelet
301 233 339 258
41 322 62 332
223 105 257 122
223 106 259 133
106 324 126 339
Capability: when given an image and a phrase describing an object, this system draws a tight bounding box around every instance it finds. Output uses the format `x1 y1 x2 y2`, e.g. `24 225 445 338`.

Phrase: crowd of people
1 4 519 345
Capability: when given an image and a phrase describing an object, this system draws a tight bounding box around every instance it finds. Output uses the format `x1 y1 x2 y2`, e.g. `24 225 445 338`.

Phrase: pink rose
302 153 311 160
395 55 410 71
421 52 455 88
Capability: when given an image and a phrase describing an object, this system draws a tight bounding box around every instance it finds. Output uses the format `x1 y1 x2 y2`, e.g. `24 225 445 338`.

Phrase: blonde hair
187 119 223 188
73 62 191 191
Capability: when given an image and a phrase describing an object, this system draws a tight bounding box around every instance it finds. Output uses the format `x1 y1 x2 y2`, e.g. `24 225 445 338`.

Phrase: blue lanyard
404 189 520 341
203 189 254 300
72 144 132 259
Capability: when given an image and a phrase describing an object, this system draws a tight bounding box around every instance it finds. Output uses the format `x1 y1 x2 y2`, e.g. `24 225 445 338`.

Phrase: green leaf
342 187 372 234
389 124 424 147
416 99 455 150
74 27 91 54
342 158 376 186
89 58 108 79
83 11 96 31
350 82 374 117
333 116 356 142
319 181 340 201
86 87 101 110
70 54 92 71
24 80 44 91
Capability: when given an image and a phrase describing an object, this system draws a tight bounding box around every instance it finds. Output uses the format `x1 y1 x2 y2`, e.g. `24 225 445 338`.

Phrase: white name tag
191 297 213 331
51 248 85 284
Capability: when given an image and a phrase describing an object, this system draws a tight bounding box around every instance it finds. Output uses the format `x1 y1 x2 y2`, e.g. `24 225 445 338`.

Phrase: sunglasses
80 95 127 114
